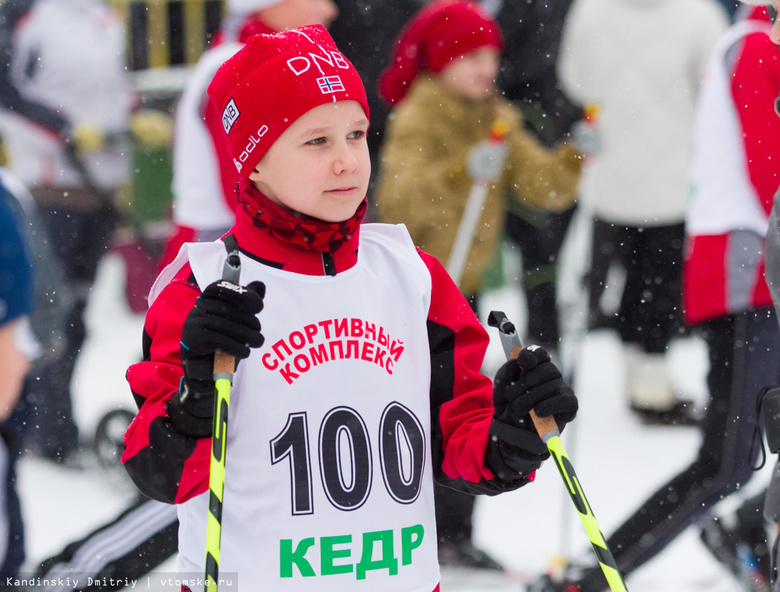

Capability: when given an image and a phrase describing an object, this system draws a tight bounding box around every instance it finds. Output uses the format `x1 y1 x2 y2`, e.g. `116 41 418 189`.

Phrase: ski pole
205 237 241 591
446 120 508 286
486 310 629 592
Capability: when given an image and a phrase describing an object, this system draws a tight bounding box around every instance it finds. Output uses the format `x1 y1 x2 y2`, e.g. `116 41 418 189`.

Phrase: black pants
32 495 178 590
505 207 576 348
24 204 114 458
0 404 28 581
434 293 482 545
587 219 685 353
434 482 475 544
582 308 780 591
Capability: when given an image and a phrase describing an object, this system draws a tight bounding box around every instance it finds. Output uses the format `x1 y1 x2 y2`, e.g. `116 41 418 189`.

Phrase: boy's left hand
492 346 578 433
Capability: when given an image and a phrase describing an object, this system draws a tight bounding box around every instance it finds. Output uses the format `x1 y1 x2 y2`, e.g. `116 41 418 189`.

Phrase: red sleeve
418 249 501 487
731 32 780 215
122 264 212 503
158 224 196 271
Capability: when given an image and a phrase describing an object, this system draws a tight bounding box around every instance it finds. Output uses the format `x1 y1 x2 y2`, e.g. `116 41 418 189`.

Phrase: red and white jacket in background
684 6 780 325
162 16 275 266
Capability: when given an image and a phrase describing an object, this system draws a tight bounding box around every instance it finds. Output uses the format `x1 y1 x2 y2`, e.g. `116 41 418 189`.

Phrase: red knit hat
207 24 369 178
378 0 503 105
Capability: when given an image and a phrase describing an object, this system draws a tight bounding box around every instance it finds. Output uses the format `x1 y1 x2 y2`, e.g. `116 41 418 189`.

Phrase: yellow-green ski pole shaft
206 353 233 590
487 311 629 592
205 244 241 591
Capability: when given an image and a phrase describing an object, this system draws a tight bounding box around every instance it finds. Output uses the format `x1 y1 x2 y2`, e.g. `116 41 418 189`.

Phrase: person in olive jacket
375 0 581 303
374 0 583 571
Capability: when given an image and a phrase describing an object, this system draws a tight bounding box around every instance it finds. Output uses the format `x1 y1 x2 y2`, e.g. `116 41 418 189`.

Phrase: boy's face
439 47 500 101
249 101 370 223
259 0 339 31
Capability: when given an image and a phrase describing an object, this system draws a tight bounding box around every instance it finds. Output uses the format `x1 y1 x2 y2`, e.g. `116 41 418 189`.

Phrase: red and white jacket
684 6 780 325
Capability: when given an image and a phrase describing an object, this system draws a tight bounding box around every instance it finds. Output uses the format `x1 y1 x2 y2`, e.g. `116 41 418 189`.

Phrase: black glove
489 346 577 471
169 279 266 437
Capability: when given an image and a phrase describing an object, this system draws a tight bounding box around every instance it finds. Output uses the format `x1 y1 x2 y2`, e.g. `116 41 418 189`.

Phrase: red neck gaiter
236 178 367 254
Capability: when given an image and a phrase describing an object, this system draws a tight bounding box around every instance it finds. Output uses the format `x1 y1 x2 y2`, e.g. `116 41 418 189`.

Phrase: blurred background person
494 0 582 355
557 0 728 426
737 0 780 590
0 0 169 464
683 3 780 587
0 170 39 583
375 0 583 570
530 2 780 591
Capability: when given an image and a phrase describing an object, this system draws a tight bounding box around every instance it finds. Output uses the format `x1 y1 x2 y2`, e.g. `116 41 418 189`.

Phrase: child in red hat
374 2 585 571
376 0 582 301
123 24 577 592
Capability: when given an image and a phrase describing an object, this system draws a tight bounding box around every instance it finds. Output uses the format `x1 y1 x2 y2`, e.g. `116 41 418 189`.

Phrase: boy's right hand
169 280 265 437
180 279 266 382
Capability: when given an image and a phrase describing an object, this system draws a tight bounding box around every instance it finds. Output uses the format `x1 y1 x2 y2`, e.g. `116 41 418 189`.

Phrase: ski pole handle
487 311 629 592
212 247 241 382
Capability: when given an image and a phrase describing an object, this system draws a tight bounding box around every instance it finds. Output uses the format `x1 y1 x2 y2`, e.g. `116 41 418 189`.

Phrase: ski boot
699 513 771 592
437 540 503 571
526 563 609 592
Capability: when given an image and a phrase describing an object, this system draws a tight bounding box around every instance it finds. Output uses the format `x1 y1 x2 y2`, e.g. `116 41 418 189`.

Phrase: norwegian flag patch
317 76 345 94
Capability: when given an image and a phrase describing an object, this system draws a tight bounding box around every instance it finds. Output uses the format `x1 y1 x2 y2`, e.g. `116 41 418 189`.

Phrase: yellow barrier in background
111 0 224 70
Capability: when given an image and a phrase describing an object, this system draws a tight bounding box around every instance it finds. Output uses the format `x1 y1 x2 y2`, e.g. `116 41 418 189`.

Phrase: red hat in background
207 24 369 178
378 0 503 105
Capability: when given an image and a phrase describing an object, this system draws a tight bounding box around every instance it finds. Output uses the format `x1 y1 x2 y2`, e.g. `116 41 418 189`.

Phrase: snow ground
15 208 775 591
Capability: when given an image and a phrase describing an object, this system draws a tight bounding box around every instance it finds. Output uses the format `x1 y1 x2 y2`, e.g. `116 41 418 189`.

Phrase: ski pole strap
488 419 549 456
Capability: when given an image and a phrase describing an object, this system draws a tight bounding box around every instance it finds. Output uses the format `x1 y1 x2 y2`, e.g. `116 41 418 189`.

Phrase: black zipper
322 252 336 276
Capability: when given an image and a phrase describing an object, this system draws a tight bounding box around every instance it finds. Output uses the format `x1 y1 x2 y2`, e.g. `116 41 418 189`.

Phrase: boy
123 25 577 591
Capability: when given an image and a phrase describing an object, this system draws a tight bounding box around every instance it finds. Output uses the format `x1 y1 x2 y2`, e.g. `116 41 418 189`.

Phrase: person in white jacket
0 0 137 465
557 0 728 425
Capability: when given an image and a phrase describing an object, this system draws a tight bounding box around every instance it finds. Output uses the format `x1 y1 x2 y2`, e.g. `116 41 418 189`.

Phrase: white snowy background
15 207 774 591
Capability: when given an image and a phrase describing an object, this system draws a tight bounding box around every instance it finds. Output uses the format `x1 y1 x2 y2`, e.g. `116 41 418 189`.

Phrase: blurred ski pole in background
447 119 509 286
